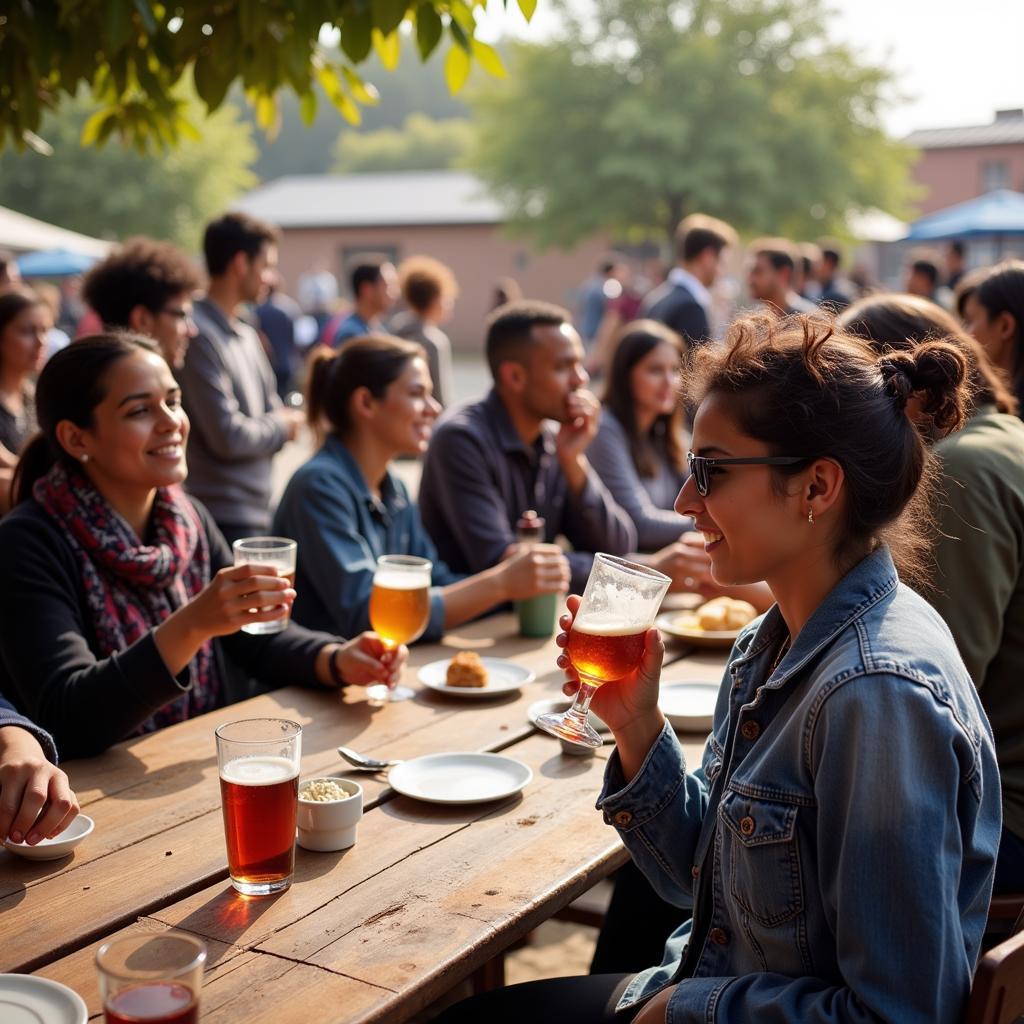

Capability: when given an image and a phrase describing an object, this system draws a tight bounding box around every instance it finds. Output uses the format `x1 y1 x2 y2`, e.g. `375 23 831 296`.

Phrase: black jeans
434 973 636 1024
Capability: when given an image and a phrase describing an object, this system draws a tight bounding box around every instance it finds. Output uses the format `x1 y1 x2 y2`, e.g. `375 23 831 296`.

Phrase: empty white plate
418 658 535 698
3 814 94 861
0 974 88 1024
658 681 720 732
388 753 533 804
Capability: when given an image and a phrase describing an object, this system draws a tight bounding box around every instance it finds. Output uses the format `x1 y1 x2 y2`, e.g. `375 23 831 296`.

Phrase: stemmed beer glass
367 555 432 702
538 553 670 748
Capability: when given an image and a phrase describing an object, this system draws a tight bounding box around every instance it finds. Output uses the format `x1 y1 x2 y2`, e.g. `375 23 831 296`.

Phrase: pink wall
275 223 610 353
912 144 1024 214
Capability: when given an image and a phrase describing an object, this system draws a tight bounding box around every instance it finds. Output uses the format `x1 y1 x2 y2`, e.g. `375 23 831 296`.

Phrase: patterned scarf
34 462 219 732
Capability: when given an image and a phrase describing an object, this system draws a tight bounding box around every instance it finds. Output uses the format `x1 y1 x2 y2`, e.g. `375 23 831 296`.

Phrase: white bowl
297 778 362 851
3 814 94 861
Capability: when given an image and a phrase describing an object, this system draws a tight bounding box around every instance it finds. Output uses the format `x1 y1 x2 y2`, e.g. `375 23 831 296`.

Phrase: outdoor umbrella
16 248 100 277
905 189 1024 241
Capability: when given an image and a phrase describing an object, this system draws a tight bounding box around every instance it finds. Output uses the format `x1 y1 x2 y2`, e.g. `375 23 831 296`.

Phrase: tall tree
0 0 523 153
467 0 915 246
332 114 472 172
0 92 257 251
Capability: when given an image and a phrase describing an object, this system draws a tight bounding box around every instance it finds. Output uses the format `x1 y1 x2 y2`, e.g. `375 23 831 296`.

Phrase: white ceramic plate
418 658 535 698
658 681 720 732
655 612 741 649
527 698 611 735
0 974 88 1024
3 814 94 861
388 753 533 805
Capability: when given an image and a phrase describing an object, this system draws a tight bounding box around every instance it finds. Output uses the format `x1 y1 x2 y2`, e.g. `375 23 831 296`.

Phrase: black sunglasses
687 452 811 497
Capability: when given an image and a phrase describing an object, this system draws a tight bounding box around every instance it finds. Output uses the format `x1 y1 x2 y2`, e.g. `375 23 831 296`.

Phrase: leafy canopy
466 0 916 246
0 0 526 153
332 113 471 172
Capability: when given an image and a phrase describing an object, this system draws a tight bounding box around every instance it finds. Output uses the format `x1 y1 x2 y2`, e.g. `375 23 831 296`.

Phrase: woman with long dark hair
274 335 569 641
964 259 1024 413
0 334 403 758
438 313 999 1024
840 292 1024 895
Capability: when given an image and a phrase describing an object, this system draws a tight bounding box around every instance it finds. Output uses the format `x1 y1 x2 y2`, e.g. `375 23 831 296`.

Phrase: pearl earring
80 454 89 463
807 508 814 525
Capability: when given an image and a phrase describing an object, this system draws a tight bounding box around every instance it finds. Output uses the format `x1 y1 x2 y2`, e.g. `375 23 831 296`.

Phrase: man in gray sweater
179 213 303 544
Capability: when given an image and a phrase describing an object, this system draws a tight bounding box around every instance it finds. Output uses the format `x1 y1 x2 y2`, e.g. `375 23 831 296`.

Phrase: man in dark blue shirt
418 301 636 593
333 257 398 347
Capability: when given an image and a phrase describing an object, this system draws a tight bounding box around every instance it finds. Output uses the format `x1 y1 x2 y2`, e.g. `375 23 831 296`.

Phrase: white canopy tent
0 205 113 257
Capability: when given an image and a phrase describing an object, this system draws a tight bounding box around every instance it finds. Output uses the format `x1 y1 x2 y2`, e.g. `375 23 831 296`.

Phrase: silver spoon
337 746 403 771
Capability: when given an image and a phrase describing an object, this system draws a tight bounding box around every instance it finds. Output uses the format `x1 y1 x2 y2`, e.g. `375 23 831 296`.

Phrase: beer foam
373 570 430 590
220 755 297 786
573 616 649 637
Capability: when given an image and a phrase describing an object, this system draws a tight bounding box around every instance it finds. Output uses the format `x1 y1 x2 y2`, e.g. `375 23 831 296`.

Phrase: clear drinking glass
97 930 206 1024
215 718 302 896
538 553 671 748
232 537 297 635
366 554 432 702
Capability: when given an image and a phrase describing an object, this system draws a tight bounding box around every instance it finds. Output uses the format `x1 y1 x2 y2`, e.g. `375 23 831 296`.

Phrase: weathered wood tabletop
2 612 728 1023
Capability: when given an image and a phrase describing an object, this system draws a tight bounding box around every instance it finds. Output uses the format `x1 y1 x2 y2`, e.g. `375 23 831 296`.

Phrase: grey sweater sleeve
0 695 58 763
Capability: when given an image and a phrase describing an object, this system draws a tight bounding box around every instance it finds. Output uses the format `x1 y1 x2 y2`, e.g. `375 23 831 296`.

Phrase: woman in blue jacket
441 313 1001 1024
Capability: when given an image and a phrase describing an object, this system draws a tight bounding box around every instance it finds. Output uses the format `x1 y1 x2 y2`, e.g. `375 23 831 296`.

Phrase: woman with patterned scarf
0 334 406 758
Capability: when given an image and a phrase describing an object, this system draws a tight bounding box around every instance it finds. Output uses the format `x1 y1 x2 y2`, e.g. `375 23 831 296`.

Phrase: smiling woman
0 335 406 759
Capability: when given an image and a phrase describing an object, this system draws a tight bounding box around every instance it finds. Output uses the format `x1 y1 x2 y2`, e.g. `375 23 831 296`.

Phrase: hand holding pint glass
538 554 670 748
231 537 297 635
366 555 432 702
216 718 301 896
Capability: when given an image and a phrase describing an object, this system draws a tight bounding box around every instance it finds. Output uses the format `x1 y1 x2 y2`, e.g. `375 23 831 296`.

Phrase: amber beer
369 572 431 646
567 622 647 684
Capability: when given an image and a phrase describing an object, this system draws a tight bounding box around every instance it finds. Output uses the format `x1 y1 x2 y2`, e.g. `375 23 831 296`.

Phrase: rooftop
905 109 1024 149
233 170 505 229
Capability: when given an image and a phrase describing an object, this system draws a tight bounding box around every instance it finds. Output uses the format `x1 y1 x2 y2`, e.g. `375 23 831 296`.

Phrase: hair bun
878 352 916 411
877 342 968 432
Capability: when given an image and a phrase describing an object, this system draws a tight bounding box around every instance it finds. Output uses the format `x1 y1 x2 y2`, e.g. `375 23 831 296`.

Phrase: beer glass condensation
537 554 671 748
366 554 432 702
232 537 297 635
215 718 301 896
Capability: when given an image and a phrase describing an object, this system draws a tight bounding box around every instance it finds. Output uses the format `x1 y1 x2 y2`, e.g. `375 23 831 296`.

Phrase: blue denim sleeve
597 722 713 908
0 695 58 763
664 673 1000 1024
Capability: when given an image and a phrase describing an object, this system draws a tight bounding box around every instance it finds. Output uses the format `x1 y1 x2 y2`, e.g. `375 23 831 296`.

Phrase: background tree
332 113 471 172
0 0 523 152
0 92 257 251
466 0 915 247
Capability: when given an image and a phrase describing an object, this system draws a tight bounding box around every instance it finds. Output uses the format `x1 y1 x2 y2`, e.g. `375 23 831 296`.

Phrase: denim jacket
597 547 1000 1023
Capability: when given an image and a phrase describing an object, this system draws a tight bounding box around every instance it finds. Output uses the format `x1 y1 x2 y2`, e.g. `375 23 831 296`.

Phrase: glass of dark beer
96 929 206 1024
215 718 302 896
232 537 298 635
537 553 671 748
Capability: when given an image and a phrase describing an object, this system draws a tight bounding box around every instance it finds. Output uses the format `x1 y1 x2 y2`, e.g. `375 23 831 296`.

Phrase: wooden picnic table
3 612 728 1023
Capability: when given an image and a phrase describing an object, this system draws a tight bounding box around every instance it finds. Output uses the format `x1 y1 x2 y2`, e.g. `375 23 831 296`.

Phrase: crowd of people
0 205 1023 1021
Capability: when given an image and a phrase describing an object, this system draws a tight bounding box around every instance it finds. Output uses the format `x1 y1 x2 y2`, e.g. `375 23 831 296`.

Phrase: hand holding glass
367 555 432 702
232 537 297 635
538 553 670 748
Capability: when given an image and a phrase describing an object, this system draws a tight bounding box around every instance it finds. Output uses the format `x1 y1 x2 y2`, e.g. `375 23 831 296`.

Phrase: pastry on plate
446 650 489 688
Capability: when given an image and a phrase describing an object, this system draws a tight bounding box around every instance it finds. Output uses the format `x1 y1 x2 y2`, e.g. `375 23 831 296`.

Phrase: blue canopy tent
16 248 100 277
905 190 1024 257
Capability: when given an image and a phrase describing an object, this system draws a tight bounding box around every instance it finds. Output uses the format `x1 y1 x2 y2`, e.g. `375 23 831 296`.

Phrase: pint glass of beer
366 554 432 702
232 537 298 635
97 929 206 1024
537 553 671 748
215 718 302 895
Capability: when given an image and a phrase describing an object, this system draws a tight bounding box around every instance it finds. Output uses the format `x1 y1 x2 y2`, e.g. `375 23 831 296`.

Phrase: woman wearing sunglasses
438 313 1000 1024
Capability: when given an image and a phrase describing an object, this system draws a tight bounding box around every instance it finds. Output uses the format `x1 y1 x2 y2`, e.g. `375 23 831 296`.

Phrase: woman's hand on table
0 726 80 845
561 593 663 745
328 633 408 689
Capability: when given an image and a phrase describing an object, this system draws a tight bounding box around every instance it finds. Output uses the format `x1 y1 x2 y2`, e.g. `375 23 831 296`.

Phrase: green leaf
444 43 471 94
192 54 233 111
371 0 409 37
517 0 537 19
415 4 443 60
372 28 400 71
299 88 317 125
341 66 380 106
132 0 157 36
339 9 373 63
471 39 506 78
450 20 471 52
105 1 133 52
81 107 115 146
315 64 363 126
